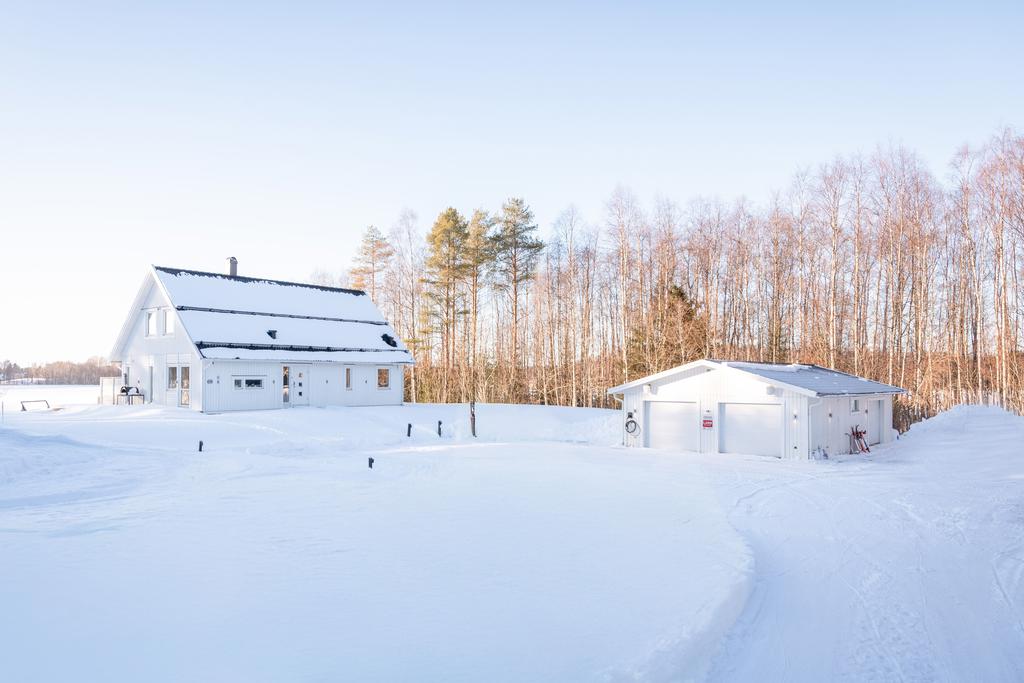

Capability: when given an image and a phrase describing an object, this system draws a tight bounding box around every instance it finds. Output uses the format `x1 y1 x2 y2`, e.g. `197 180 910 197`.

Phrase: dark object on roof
381 333 398 348
267 329 278 339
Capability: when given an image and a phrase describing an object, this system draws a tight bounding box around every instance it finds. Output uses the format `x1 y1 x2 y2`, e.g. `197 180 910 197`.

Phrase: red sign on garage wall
702 418 714 429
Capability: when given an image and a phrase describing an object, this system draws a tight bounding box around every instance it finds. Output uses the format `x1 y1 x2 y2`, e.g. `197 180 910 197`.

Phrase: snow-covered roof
607 359 904 396
718 361 904 396
128 266 412 364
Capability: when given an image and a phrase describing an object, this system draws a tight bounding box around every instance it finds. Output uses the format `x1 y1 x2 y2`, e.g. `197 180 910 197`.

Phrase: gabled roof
607 359 904 397
111 266 413 364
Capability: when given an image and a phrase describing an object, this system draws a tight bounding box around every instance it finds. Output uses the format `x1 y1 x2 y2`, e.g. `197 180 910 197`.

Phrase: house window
168 366 178 389
164 309 175 335
345 367 352 390
146 312 157 336
234 377 264 390
851 398 860 412
377 368 390 389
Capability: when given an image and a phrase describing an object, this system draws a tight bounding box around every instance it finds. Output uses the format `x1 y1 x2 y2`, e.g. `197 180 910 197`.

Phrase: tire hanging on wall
625 417 640 435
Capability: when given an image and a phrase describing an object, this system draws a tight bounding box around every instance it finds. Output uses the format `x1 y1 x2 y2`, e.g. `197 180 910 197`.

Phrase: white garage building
109 263 413 412
608 359 905 459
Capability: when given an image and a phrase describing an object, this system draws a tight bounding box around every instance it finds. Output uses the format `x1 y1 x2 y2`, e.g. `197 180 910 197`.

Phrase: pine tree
424 207 470 401
491 197 544 394
349 226 394 300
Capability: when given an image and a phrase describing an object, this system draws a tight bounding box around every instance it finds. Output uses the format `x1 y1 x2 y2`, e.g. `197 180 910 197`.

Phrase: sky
0 1 1021 364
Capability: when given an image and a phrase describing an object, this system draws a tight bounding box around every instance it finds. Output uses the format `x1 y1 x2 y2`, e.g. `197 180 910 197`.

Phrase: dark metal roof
195 341 411 354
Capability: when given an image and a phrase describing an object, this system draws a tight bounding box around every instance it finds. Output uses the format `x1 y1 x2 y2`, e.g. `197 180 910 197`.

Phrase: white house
109 263 413 412
607 359 905 459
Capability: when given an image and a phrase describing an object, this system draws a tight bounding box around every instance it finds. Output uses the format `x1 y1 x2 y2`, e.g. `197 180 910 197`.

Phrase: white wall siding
119 281 202 410
200 361 405 412
808 394 896 456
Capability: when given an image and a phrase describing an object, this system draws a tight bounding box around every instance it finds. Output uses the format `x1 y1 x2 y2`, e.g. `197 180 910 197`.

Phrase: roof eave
109 271 156 361
816 388 907 397
606 359 722 394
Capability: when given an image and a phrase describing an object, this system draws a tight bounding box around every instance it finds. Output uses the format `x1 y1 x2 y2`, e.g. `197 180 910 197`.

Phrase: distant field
0 384 99 412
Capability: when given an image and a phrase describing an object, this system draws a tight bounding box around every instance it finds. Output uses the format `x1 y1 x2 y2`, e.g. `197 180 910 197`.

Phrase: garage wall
620 366 810 459
809 394 895 455
620 365 711 448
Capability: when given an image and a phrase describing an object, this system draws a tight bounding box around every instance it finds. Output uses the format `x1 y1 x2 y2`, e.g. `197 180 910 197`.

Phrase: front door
179 366 191 407
867 399 883 445
284 365 310 406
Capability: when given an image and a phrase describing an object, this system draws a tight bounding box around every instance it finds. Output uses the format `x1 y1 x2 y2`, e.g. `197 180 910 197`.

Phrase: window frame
850 398 860 413
145 311 157 337
233 376 265 390
345 367 352 390
167 366 178 390
163 309 175 335
377 367 390 390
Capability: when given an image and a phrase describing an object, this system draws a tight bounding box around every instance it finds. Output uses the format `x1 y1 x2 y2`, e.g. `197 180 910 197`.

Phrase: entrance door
645 401 700 451
719 403 782 457
867 399 883 445
285 364 310 406
178 366 191 407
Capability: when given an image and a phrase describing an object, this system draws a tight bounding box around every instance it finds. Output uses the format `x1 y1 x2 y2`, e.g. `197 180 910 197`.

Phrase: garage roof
720 361 905 396
607 359 905 397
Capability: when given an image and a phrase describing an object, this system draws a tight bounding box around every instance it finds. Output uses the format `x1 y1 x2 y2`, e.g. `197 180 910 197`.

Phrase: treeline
314 127 1023 424
0 358 121 385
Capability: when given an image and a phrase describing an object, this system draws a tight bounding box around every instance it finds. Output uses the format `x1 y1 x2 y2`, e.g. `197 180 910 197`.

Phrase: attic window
267 330 278 339
381 333 397 348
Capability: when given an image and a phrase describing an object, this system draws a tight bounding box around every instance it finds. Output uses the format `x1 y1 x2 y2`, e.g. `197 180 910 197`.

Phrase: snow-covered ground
2 386 1023 681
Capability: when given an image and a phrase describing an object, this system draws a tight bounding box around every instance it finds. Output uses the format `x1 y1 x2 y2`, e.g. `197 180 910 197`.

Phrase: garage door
719 403 783 457
645 401 700 451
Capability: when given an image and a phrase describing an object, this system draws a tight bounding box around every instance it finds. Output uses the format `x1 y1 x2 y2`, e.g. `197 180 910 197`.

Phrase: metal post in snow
407 423 412 437
198 440 203 452
470 401 476 438
437 420 442 437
